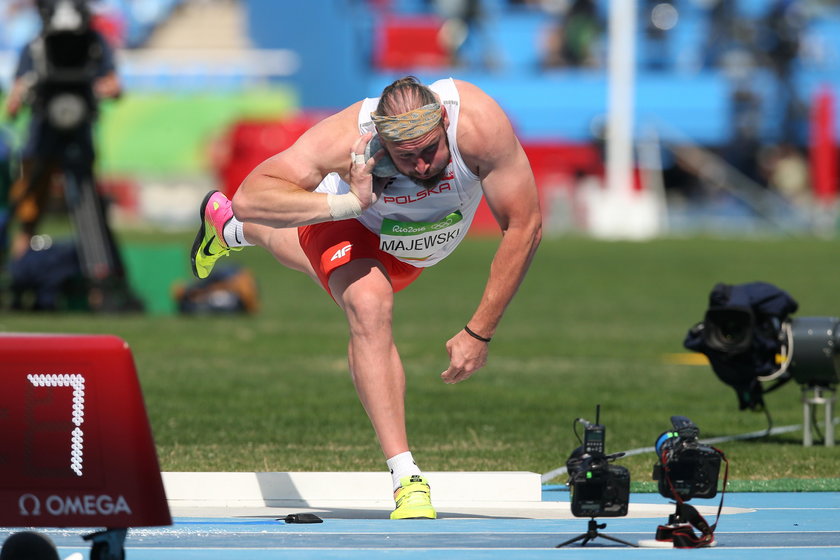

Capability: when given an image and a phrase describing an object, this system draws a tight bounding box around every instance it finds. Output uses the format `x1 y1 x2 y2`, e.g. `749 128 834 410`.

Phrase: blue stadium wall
245 0 840 148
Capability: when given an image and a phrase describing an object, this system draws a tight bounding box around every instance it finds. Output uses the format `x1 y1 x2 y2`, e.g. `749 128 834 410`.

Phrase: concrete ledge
162 471 542 508
161 471 754 520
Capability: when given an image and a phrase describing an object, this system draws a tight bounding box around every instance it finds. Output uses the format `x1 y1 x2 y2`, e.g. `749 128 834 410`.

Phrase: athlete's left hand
440 330 488 384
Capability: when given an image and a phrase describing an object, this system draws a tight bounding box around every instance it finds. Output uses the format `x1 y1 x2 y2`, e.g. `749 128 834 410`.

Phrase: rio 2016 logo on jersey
379 212 463 261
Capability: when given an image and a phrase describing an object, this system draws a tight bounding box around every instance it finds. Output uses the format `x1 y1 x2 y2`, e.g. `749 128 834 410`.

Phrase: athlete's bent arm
231 103 381 229
441 82 542 384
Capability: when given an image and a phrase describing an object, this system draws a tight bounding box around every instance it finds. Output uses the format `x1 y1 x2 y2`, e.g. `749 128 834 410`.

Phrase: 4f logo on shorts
330 244 352 262
321 242 354 275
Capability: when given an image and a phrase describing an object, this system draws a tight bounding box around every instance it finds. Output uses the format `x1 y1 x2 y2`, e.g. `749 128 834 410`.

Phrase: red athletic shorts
298 219 423 295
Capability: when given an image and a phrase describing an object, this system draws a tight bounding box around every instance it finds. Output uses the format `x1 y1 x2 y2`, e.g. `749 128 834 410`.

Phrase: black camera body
569 454 630 517
566 407 630 518
653 416 721 501
30 0 103 131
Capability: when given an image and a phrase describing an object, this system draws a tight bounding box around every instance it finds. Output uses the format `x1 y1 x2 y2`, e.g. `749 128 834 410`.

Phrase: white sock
386 451 422 491
223 217 253 247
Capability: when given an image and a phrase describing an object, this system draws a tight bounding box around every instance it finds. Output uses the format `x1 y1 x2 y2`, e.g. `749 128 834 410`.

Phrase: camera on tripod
647 416 728 549
565 406 630 518
652 416 722 501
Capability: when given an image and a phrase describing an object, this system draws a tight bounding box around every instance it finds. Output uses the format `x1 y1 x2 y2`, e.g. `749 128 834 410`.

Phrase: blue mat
3 491 839 559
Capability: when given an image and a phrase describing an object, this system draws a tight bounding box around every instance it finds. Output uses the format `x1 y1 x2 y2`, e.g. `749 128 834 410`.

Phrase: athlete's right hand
348 132 386 210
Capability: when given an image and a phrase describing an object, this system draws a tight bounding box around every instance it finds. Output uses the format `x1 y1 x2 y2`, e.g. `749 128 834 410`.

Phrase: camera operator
3 0 121 262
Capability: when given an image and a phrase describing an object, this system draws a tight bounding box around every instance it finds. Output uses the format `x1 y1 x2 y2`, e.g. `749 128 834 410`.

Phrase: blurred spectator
704 0 809 148
760 142 811 206
541 0 602 69
761 1 805 81
661 152 708 203
726 86 764 185
643 0 674 71
702 0 738 69
431 0 495 68
758 0 808 145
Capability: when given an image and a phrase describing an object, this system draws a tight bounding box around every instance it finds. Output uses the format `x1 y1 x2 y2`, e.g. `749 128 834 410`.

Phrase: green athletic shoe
190 190 241 279
390 475 436 520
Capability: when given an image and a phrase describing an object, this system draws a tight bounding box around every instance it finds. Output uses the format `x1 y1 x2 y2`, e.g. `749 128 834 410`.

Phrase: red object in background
469 141 603 235
216 113 326 199
99 177 139 216
373 15 449 70
0 334 172 528
523 142 603 182
809 86 838 203
91 13 125 48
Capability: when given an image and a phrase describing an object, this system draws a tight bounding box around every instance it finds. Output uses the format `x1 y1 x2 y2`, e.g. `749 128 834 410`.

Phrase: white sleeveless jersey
314 78 483 267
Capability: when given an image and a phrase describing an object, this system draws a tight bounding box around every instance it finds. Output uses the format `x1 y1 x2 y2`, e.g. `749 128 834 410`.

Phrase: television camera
653 416 723 501
650 416 728 548
684 282 838 445
557 405 635 548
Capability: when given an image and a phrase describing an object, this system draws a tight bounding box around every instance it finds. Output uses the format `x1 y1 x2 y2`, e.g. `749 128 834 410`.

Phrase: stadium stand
2 0 839 234
3 0 838 146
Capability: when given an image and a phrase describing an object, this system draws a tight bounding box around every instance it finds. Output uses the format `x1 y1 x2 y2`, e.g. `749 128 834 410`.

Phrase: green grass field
4 231 840 491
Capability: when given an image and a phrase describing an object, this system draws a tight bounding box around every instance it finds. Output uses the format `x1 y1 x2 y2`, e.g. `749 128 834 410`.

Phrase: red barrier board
0 334 172 528
373 16 449 71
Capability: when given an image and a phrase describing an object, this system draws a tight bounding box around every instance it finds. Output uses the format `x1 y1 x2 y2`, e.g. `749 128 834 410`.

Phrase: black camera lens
703 308 754 354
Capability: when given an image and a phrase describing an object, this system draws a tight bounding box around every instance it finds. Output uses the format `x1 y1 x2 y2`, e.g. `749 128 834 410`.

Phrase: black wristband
464 325 491 343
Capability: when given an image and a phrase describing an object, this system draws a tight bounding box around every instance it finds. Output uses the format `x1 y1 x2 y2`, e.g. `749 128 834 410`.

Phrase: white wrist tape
327 192 363 220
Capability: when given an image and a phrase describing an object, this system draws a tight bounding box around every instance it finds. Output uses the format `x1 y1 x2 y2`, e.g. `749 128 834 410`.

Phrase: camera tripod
556 518 637 548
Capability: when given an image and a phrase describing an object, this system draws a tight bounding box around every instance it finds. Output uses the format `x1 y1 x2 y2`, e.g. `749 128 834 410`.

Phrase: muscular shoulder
451 80 519 177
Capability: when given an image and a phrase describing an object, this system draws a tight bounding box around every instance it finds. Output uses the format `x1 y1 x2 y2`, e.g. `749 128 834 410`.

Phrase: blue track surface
4 490 839 559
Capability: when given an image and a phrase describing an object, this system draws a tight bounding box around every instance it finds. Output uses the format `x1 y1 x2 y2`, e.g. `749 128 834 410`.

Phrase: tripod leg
596 533 638 548
555 533 588 548
65 166 114 281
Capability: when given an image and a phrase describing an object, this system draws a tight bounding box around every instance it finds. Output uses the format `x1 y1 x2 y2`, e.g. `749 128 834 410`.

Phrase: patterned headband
370 103 442 142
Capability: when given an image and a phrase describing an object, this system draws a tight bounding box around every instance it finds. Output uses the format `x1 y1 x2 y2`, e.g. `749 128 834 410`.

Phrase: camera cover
684 282 798 410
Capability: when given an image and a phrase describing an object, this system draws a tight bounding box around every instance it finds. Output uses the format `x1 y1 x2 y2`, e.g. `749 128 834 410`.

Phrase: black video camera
652 416 722 501
566 407 630 517
29 0 103 131
685 282 840 412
